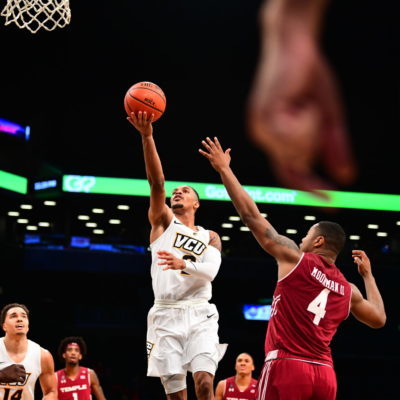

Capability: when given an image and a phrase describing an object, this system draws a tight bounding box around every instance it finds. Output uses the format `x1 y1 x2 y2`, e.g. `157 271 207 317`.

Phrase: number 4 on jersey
307 288 330 325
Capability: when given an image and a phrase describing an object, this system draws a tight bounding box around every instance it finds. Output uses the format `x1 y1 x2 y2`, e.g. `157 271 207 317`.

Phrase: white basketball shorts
146 299 228 377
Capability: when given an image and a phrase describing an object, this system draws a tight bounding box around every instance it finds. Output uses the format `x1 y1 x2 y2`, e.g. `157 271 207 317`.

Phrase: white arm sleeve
183 245 221 282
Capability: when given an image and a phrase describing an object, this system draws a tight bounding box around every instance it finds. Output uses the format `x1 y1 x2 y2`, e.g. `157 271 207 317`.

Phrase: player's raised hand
127 111 154 137
247 1 357 194
352 250 372 277
199 137 231 172
157 250 186 271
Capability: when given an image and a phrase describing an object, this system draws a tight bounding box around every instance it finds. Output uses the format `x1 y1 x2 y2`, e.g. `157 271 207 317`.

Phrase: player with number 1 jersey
56 337 106 400
56 367 91 400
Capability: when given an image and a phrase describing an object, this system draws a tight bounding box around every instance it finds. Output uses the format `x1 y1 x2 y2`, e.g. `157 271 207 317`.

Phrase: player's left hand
199 137 231 172
352 250 372 278
157 251 186 271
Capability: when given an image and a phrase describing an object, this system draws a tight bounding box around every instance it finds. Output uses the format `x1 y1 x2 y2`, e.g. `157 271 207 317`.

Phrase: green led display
0 170 28 194
62 175 400 211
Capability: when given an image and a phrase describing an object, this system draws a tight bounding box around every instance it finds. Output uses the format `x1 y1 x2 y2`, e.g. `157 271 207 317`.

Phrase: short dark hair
58 336 88 359
1 303 29 326
188 186 200 202
236 352 254 362
315 221 346 254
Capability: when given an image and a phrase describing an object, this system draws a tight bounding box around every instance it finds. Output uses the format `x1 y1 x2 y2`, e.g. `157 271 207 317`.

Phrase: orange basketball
124 81 166 122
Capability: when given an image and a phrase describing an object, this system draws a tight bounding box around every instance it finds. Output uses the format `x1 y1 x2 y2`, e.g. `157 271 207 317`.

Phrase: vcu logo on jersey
173 233 207 256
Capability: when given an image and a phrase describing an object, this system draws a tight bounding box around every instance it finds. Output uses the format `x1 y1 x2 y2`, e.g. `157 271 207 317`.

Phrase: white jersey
150 216 212 300
0 338 42 400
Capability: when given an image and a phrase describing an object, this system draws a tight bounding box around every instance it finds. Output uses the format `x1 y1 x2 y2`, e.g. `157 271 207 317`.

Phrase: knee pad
160 374 186 395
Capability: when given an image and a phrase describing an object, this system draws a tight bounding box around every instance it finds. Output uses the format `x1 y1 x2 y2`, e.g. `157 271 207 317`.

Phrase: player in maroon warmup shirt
56 337 106 400
215 353 257 400
200 137 386 400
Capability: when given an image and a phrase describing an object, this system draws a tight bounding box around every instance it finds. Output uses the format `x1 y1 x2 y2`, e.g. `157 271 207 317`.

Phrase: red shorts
256 354 337 400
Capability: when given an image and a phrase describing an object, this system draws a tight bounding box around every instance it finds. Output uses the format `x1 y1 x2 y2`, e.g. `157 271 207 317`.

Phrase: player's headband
67 342 80 350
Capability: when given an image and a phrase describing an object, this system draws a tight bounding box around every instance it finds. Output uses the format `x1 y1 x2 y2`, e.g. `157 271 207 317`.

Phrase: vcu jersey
150 216 212 300
56 367 92 400
265 252 352 365
0 338 42 400
223 376 257 399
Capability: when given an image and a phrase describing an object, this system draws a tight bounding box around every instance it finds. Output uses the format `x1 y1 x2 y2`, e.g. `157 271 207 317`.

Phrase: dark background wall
1 0 400 193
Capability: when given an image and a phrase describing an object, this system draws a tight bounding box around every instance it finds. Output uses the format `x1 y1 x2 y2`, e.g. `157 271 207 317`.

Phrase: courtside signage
62 175 400 211
0 170 28 194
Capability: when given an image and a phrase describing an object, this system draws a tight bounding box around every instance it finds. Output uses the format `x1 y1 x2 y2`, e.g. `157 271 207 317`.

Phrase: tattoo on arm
265 227 299 250
209 231 222 251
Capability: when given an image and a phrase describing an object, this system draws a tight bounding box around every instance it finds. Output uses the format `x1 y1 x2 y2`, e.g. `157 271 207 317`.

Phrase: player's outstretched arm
39 349 57 400
199 137 300 277
90 369 107 400
350 250 386 329
214 379 225 400
127 111 172 238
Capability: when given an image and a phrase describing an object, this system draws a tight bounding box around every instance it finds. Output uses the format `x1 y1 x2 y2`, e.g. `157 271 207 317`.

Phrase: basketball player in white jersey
0 303 57 400
127 111 227 400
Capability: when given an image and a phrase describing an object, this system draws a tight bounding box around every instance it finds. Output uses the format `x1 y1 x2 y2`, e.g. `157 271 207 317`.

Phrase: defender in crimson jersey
264 251 352 366
55 337 106 400
215 353 257 400
200 137 386 400
57 367 92 400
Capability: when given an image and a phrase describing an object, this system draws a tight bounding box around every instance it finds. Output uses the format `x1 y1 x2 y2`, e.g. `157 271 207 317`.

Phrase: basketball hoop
1 0 71 33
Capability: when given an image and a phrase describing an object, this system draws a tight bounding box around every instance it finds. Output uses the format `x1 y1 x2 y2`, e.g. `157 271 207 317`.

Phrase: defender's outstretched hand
127 111 154 137
247 0 357 193
199 137 231 173
352 250 372 278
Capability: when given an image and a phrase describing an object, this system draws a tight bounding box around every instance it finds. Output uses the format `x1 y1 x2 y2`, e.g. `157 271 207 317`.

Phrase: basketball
124 81 166 122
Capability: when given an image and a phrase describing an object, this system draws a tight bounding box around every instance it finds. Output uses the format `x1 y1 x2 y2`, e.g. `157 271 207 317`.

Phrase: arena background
0 0 399 399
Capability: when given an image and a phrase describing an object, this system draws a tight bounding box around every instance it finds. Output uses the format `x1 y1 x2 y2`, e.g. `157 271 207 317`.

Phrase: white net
1 0 71 33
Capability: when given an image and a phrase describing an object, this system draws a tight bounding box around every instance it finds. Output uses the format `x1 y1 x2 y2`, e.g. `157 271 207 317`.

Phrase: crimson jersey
223 376 258 400
56 367 92 400
265 252 352 365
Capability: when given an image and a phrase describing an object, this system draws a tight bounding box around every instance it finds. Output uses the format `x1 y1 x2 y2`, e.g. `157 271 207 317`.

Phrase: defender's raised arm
350 250 386 328
199 137 301 279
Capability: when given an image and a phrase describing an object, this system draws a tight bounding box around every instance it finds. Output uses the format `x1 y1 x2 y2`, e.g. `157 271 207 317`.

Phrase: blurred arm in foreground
248 0 357 193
